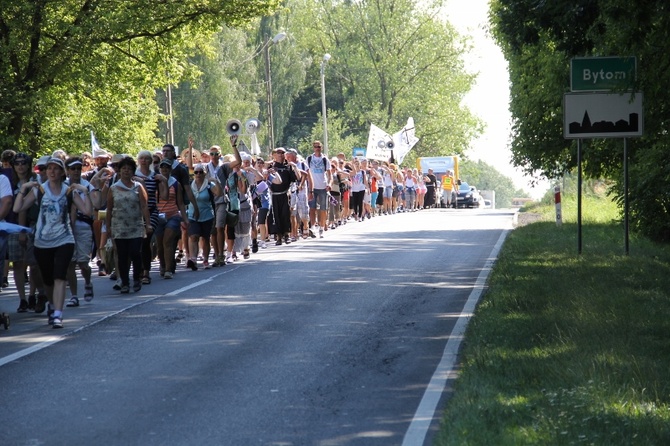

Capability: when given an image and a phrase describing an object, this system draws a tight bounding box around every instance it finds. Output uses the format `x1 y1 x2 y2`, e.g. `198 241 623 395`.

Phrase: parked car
455 182 482 208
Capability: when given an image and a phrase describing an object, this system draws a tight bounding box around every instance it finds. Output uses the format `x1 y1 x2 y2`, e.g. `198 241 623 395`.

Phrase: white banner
365 123 393 161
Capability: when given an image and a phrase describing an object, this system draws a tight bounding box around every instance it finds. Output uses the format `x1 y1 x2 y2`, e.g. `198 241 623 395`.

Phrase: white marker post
554 186 562 226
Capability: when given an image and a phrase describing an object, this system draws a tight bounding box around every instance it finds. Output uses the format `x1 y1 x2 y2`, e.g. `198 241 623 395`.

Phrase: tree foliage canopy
490 0 670 240
0 0 280 155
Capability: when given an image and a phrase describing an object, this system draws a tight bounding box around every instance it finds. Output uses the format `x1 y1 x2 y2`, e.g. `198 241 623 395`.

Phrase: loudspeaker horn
386 140 395 149
245 118 261 135
377 139 386 148
226 119 242 136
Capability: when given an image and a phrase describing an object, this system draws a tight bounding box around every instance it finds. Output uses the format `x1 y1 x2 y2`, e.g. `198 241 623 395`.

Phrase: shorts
292 191 309 220
154 214 182 236
258 207 270 225
72 223 94 263
308 188 328 210
215 203 227 229
7 232 36 264
35 243 75 285
371 192 379 208
384 187 393 199
188 218 214 238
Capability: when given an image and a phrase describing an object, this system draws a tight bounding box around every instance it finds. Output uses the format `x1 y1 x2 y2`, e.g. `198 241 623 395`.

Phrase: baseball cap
47 157 65 170
159 158 173 168
273 147 286 153
36 155 50 167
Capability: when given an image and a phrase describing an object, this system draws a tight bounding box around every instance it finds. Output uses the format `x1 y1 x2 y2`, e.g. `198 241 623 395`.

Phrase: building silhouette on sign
569 110 639 134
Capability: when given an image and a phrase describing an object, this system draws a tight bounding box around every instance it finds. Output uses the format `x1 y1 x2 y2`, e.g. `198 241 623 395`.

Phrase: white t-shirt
0 174 12 202
308 154 330 190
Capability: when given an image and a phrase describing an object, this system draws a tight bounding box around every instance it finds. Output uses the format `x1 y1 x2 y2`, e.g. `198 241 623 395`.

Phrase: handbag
226 210 239 227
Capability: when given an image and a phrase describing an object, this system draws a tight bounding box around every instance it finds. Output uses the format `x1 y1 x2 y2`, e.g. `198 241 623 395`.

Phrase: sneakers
225 253 233 264
109 270 117 280
203 260 211 270
84 284 94 302
186 259 198 271
98 263 107 276
52 317 63 329
47 307 55 325
133 280 142 293
260 240 267 249
66 296 80 307
113 279 122 291
17 299 29 313
243 249 250 259
34 294 48 314
164 271 173 279
27 294 36 311
252 239 258 253
120 285 130 294
319 227 324 238
308 228 316 238
0 312 9 330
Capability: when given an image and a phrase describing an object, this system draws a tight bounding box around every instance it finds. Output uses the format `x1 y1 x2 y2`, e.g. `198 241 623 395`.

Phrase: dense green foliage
459 159 525 208
490 1 670 240
0 0 280 156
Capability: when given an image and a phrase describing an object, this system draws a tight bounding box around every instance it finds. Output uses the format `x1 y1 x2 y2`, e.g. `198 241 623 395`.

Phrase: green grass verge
435 195 670 445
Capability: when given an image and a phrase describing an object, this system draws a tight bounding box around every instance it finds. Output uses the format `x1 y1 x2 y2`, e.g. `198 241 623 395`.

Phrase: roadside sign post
565 56 639 255
554 186 562 227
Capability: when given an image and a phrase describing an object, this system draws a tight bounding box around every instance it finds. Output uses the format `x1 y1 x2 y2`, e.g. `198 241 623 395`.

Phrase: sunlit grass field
436 193 670 445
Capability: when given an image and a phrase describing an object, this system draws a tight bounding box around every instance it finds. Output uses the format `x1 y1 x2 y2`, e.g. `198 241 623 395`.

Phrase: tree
490 0 670 241
288 0 481 160
0 0 280 155
459 159 521 208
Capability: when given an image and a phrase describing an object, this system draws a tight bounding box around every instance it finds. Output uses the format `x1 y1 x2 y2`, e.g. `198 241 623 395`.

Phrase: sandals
142 275 151 285
243 249 250 259
66 296 80 307
84 284 94 302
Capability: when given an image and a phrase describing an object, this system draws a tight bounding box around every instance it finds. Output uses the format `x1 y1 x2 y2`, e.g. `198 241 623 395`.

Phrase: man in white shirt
306 141 331 238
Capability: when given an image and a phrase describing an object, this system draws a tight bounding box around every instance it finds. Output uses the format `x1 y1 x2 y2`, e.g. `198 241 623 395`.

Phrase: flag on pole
91 131 107 158
392 117 419 164
250 133 261 156
366 123 394 161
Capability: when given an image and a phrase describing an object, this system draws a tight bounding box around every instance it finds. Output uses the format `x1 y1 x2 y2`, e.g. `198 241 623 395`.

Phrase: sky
443 0 550 199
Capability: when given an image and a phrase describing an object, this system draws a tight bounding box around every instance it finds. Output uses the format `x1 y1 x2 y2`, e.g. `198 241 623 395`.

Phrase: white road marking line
402 228 511 445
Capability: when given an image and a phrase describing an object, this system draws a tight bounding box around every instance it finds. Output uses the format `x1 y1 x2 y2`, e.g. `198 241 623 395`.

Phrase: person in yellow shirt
441 170 455 208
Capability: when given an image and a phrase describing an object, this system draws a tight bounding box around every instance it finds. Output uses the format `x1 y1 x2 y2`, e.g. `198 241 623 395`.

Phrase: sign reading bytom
571 57 636 92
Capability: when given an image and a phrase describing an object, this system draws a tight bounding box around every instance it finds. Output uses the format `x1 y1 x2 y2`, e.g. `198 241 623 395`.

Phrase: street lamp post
263 32 287 152
320 53 331 156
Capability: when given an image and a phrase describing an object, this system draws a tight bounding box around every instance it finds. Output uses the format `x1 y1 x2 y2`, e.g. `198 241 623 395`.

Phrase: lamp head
323 53 331 62
272 32 287 44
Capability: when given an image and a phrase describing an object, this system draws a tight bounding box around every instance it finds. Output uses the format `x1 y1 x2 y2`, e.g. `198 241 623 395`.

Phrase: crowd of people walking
0 138 441 330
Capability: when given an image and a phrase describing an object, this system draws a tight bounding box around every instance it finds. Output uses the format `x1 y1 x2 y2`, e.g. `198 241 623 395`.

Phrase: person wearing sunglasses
185 163 222 270
9 153 45 313
204 146 225 266
13 157 91 329
64 157 96 307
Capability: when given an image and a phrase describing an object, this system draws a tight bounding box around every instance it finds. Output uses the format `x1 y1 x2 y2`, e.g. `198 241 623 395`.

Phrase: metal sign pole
624 138 629 255
578 138 583 255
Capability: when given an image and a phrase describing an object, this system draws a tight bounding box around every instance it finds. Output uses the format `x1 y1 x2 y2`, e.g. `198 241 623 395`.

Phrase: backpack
307 155 328 172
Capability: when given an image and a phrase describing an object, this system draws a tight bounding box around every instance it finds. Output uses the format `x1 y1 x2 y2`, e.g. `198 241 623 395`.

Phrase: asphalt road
0 208 514 446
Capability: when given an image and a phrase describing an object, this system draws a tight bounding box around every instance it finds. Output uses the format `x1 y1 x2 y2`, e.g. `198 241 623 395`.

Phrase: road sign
564 92 643 139
571 57 636 91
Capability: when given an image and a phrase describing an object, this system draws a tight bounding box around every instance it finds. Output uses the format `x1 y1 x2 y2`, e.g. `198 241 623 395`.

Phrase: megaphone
245 118 261 135
386 140 395 149
226 119 242 136
377 140 386 149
